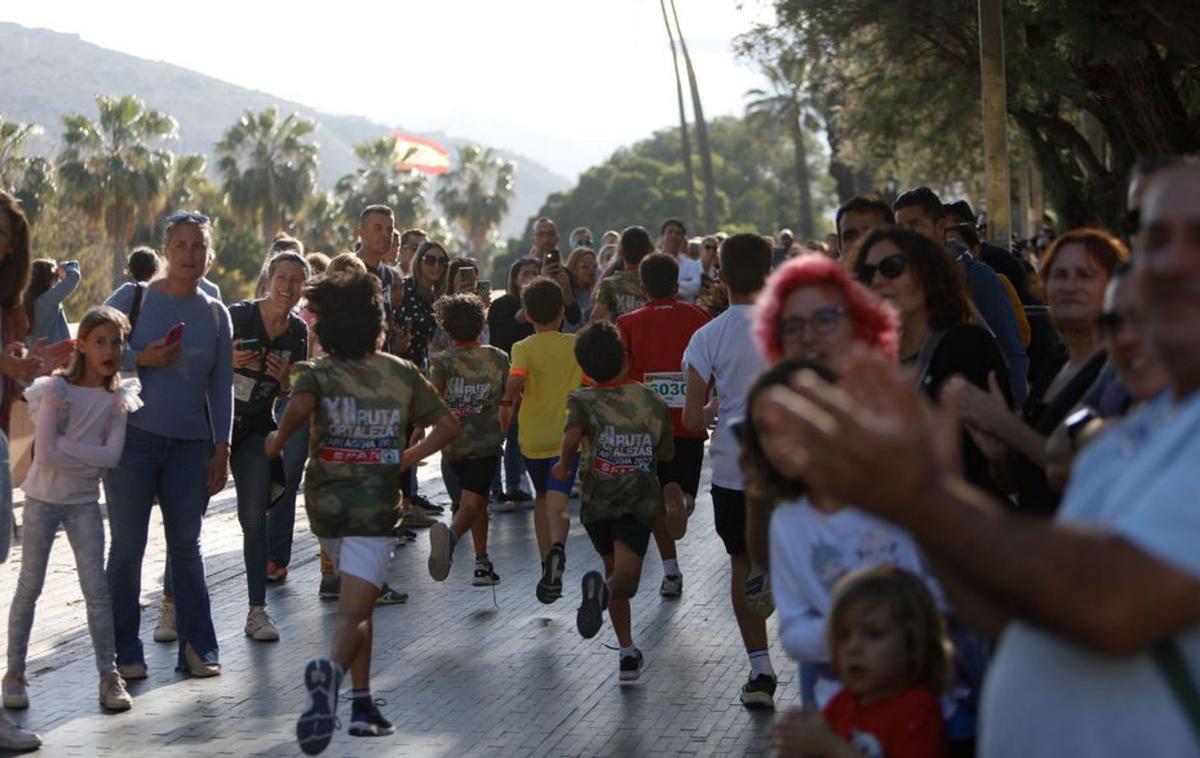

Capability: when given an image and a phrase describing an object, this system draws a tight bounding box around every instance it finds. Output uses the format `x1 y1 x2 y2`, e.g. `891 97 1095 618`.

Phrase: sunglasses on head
856 253 908 284
165 210 209 225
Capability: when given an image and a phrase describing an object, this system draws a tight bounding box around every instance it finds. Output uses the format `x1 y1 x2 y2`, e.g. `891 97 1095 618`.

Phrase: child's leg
544 491 570 546
606 541 644 649
454 491 488 556
330 574 378 689
532 491 550 558
650 500 678 563
6 499 60 676
61 503 117 677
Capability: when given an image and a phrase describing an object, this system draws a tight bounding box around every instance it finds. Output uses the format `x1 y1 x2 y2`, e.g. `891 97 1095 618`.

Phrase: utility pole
978 0 1011 246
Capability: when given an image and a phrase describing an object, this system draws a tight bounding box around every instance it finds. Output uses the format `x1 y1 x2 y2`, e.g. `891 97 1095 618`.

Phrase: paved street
3 453 793 757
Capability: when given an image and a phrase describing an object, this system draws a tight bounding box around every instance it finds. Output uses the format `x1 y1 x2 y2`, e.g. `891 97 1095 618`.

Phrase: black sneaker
508 490 533 503
297 659 340 755
576 571 609 639
740 674 777 709
318 574 340 600
348 697 395 737
536 544 566 604
376 584 408 605
472 559 500 586
409 494 444 515
619 649 644 682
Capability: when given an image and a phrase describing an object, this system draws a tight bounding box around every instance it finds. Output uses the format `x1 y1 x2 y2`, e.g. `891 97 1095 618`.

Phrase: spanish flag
390 132 451 175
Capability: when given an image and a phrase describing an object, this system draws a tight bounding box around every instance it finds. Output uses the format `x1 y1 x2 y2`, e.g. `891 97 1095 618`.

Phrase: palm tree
217 107 319 241
335 136 428 230
659 0 698 232
56 95 177 286
0 117 55 225
295 192 350 254
435 145 515 262
746 56 816 238
668 0 717 232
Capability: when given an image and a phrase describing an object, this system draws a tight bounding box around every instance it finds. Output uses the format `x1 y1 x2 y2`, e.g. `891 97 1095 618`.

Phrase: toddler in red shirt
771 566 949 758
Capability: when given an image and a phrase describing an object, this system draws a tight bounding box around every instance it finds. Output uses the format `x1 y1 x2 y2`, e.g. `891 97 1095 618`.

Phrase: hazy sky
5 1 773 179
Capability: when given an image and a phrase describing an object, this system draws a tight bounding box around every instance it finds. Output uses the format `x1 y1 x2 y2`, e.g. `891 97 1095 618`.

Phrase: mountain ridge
0 22 570 236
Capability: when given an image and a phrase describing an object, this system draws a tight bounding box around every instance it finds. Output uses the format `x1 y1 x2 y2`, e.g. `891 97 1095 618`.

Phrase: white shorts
319 536 394 589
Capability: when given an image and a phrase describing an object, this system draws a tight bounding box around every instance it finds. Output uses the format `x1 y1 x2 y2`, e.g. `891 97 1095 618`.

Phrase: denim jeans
231 432 271 606
267 399 307 568
492 419 529 495
0 430 11 564
104 425 218 670
8 498 116 676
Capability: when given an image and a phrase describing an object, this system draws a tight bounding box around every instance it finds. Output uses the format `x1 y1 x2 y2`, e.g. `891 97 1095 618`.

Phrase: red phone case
164 323 185 345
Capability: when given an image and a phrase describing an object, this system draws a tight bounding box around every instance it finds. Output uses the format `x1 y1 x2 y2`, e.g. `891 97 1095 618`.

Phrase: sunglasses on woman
856 253 909 285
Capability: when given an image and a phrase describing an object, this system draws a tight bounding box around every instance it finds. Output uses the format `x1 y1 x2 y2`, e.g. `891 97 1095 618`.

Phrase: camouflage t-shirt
429 343 509 462
292 352 448 538
565 382 675 527
595 270 647 319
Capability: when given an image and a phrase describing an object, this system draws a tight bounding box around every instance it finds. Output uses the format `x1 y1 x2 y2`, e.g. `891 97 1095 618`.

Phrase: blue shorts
522 454 580 496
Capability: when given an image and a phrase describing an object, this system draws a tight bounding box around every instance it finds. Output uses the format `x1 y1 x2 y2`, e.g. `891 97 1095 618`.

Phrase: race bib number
645 372 686 408
233 373 258 403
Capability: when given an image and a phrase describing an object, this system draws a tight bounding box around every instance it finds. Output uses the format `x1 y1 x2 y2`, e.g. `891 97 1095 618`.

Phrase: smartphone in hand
475 281 492 301
164 323 185 346
239 338 263 352
544 249 561 267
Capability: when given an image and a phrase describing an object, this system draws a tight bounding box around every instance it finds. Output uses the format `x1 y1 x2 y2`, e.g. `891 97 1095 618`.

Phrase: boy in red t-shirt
615 252 710 598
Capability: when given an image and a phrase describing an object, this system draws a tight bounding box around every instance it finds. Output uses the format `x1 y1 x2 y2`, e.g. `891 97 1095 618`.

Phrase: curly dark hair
851 226 971 332
574 320 625 383
304 270 385 360
435 293 486 342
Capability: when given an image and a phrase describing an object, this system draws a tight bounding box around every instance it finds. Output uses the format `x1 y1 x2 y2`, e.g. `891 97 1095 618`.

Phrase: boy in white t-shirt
681 233 777 708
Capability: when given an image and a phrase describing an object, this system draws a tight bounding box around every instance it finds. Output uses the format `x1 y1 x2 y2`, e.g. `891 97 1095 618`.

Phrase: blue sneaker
297 659 340 755
349 697 395 737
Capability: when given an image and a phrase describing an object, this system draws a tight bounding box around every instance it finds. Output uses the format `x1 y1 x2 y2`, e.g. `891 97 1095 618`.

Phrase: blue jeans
492 419 529 495
8 498 115 676
267 399 307 568
0 430 11 563
231 432 270 606
104 425 218 670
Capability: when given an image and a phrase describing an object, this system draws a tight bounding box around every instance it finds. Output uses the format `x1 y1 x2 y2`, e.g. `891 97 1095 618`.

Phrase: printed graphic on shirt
596 271 647 319
292 352 448 537
811 527 902 591
429 345 509 462
565 383 674 525
849 730 884 758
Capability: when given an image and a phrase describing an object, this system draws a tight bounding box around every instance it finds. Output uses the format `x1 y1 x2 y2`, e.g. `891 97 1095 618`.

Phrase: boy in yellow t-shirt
500 277 583 604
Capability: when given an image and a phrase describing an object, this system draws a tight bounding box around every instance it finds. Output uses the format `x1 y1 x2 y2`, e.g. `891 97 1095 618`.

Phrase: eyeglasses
1096 308 1137 339
423 255 448 268
856 254 908 284
781 306 846 338
165 210 209 225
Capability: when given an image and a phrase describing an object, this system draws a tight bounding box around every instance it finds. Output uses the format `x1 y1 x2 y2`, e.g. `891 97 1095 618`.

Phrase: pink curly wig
754 254 901 363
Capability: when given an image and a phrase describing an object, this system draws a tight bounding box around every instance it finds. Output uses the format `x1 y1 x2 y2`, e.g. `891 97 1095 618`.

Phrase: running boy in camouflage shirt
266 271 459 755
590 226 653 322
427 293 509 587
553 321 674 682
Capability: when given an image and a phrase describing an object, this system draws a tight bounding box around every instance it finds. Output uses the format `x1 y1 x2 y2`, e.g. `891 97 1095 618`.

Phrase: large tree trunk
789 102 815 238
670 0 718 233
660 0 697 232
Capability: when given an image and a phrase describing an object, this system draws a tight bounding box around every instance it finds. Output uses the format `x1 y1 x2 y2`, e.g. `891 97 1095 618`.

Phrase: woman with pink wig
753 254 900 370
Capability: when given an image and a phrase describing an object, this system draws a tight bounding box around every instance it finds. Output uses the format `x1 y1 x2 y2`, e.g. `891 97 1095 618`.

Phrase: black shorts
584 515 652 559
656 436 705 498
710 485 746 556
449 456 500 497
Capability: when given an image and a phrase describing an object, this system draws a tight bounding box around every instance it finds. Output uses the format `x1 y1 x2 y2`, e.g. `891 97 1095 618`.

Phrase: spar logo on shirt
319 396 402 464
445 376 490 418
593 424 654 476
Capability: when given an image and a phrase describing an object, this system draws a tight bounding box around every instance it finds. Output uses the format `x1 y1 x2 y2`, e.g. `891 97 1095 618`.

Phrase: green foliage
335 136 428 230
216 106 319 241
513 114 832 252
436 145 515 267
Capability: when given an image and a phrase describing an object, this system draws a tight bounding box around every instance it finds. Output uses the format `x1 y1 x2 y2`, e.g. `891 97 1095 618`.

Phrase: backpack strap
1152 638 1200 746
128 283 147 336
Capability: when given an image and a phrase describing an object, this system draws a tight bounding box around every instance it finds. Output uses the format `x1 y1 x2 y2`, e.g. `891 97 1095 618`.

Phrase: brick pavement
2 454 794 757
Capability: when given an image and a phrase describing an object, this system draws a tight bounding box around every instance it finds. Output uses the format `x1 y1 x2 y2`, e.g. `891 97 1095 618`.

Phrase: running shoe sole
576 571 608 639
536 547 565 604
740 688 776 709
297 659 339 755
428 522 452 581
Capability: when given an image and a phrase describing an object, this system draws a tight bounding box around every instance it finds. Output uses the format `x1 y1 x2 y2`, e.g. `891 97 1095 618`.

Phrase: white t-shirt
770 497 944 705
682 304 763 490
980 390 1200 758
676 255 703 303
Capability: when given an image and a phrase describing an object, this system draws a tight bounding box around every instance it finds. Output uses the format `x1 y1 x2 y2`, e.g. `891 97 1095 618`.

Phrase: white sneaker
244 606 280 642
99 672 133 711
153 598 177 642
0 712 39 750
2 673 28 710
